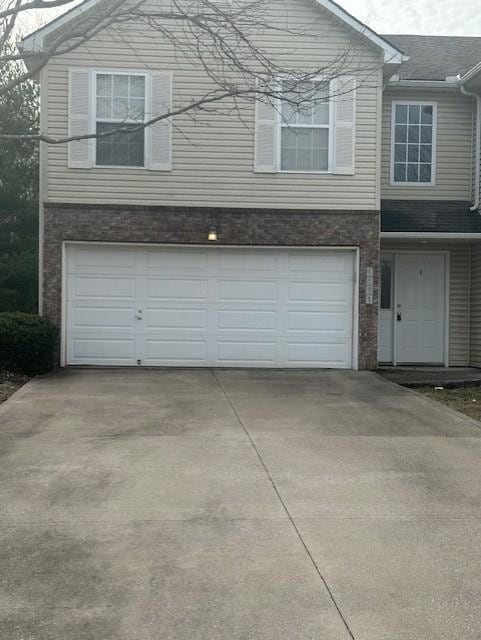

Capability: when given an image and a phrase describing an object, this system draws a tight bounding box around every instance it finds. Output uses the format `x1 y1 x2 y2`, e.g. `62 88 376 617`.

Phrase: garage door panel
288 282 352 303
69 338 136 362
217 251 279 272
217 310 277 331
288 252 353 273
146 278 208 300
71 307 137 329
217 341 278 364
144 340 207 362
145 309 208 329
66 246 356 368
218 280 278 302
287 342 351 366
72 276 136 299
287 310 353 332
146 249 209 271
70 246 137 270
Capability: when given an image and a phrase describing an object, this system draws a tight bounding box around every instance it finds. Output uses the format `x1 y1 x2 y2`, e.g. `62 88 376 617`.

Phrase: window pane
113 74 129 98
394 163 406 182
281 81 329 126
407 163 419 182
420 164 432 182
408 104 420 124
395 125 407 143
280 126 328 171
96 73 145 123
407 144 419 162
420 144 432 163
381 258 392 310
96 122 144 167
130 75 145 98
421 125 432 143
421 105 433 124
395 104 408 124
394 144 406 162
96 96 111 119
113 97 129 120
96 74 111 97
130 97 145 121
408 125 420 143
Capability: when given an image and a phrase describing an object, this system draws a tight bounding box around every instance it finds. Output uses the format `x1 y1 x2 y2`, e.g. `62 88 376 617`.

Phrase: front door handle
397 312 402 322
135 309 143 320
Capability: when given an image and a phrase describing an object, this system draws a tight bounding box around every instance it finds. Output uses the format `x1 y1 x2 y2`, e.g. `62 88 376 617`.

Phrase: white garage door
65 244 356 368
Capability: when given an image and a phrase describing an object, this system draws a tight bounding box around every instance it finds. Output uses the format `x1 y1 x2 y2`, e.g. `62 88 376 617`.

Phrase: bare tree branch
0 0 382 144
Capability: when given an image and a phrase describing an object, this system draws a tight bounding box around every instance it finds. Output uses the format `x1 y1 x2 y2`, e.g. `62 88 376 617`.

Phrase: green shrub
0 313 58 375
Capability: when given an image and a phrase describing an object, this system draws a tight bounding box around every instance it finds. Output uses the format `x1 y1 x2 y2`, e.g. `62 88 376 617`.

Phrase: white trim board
381 232 481 240
20 0 406 65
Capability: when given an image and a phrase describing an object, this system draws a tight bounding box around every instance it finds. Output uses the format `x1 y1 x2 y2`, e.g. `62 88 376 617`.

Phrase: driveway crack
212 370 356 640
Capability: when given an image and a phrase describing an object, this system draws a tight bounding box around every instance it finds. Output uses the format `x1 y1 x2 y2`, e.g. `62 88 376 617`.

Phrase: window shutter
68 68 92 169
254 83 278 173
148 71 172 171
332 76 356 175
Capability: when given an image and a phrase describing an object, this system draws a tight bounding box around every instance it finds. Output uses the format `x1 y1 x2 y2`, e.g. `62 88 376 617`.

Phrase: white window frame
390 100 437 187
90 68 151 170
277 78 335 174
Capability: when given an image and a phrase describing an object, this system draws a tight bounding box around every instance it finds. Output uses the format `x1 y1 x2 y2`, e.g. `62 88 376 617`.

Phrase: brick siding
43 203 380 369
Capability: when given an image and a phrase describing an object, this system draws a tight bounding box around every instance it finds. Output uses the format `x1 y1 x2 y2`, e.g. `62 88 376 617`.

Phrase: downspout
460 84 481 212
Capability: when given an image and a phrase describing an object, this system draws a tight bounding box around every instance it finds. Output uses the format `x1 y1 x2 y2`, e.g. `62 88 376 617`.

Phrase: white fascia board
459 62 481 86
20 0 97 52
381 232 481 240
314 0 406 64
20 0 406 65
387 79 460 89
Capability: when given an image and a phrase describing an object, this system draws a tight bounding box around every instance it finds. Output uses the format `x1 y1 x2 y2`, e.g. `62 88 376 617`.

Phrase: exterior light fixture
208 227 218 242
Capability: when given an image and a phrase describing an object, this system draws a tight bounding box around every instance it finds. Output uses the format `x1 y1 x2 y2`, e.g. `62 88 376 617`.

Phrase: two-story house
19 0 481 370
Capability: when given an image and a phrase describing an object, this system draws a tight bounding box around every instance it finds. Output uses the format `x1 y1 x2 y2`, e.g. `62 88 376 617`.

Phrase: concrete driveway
1 369 481 640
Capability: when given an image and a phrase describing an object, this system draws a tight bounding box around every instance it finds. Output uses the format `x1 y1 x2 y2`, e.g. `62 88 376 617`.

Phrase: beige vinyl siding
382 243 471 365
449 244 471 366
381 88 475 201
44 0 383 209
470 245 481 367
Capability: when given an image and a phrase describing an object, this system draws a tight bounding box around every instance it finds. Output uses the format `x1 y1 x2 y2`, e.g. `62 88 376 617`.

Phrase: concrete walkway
1 369 481 639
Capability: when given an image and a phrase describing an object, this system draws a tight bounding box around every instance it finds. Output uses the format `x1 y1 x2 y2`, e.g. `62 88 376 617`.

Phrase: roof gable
20 0 405 64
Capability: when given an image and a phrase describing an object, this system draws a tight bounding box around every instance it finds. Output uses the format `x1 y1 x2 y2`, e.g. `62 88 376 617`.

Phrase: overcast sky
20 0 481 37
340 0 481 36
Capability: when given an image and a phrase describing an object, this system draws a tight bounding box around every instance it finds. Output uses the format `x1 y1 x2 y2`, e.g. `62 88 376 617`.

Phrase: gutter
460 83 481 212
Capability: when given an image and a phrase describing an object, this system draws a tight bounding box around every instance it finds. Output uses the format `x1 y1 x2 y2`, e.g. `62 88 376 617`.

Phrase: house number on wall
366 267 374 305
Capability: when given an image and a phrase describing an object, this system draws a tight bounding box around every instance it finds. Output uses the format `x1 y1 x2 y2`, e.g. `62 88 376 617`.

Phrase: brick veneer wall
43 203 380 369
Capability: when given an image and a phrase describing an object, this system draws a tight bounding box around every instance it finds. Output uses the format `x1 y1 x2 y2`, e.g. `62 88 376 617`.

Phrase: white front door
65 244 356 368
395 253 446 364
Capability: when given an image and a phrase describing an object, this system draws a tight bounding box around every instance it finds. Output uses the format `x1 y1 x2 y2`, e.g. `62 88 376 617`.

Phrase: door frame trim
61 241 361 369
387 250 450 367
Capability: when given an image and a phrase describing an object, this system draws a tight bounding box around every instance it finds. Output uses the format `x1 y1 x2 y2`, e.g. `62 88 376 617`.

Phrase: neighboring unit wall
382 243 471 366
470 244 481 367
44 0 383 210
381 88 475 201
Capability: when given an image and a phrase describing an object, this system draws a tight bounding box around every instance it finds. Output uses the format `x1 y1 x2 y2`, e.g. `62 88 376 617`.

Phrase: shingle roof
383 35 481 81
381 200 481 233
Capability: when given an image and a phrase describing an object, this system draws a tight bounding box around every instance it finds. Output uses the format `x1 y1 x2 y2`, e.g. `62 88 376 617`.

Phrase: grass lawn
0 371 30 405
418 386 481 423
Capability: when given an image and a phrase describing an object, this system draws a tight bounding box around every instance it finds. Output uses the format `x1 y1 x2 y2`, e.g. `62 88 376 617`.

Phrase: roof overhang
20 0 407 65
381 232 481 240
386 78 461 89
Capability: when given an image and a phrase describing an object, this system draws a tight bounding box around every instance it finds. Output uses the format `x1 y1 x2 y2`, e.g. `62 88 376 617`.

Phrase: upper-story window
280 81 331 172
95 72 146 167
391 102 437 185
